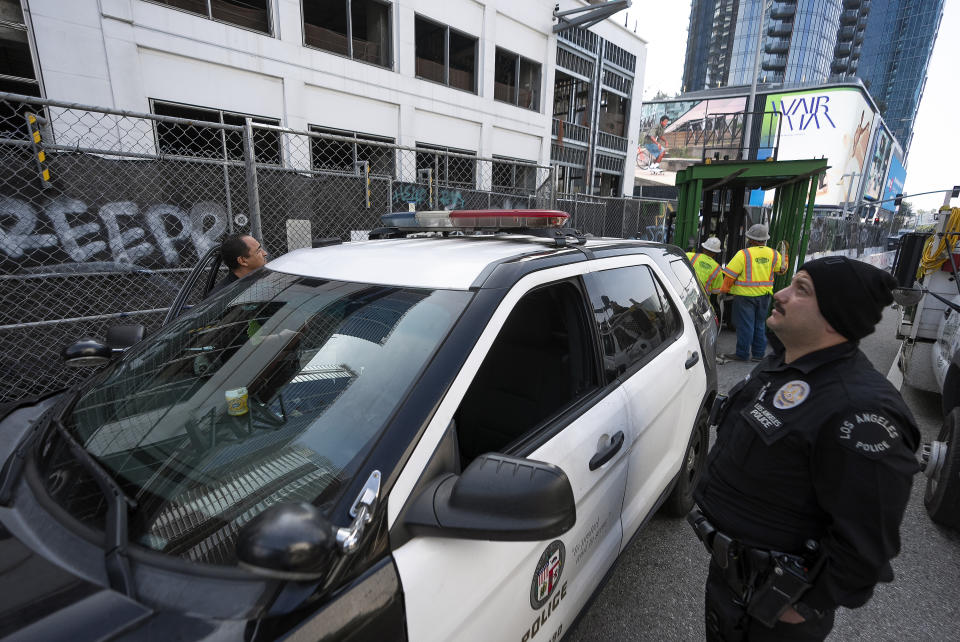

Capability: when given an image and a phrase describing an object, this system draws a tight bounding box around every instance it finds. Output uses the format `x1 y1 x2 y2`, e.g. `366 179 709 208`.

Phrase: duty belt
687 507 824 627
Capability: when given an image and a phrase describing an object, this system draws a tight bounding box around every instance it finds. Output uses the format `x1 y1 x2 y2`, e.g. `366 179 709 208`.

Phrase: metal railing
552 118 591 145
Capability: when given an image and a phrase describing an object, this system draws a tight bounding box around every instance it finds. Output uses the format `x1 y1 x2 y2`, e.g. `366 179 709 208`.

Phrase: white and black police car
0 210 717 640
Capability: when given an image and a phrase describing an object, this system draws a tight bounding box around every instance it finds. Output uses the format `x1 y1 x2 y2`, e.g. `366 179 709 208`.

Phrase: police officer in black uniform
690 256 920 641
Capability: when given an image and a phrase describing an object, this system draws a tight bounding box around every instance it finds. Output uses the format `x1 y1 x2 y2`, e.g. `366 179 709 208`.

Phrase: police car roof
266 235 651 290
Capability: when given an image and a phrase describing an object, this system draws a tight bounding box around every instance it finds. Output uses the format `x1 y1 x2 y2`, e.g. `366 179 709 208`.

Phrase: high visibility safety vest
686 252 724 293
722 246 785 297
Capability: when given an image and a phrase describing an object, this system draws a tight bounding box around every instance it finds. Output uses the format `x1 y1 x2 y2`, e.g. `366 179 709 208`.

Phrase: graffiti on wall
0 195 229 268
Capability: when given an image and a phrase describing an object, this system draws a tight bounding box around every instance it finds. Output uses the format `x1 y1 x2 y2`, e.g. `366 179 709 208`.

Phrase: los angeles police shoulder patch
836 411 901 459
773 380 810 409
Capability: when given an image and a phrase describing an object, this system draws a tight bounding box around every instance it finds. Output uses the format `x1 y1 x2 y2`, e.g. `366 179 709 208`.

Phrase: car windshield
43 269 471 565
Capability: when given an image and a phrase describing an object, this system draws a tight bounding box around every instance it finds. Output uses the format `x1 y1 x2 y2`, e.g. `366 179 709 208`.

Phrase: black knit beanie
799 256 897 341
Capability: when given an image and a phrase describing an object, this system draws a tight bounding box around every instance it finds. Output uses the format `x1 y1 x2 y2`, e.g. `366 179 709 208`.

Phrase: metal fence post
243 117 262 240
550 164 558 210
220 126 234 233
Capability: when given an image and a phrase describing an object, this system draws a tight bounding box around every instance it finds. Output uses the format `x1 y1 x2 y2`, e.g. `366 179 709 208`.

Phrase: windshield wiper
51 417 138 598
0 390 74 506
0 390 137 597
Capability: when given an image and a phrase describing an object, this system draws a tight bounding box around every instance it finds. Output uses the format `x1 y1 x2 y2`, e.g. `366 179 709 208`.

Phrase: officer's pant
732 294 770 360
704 561 835 641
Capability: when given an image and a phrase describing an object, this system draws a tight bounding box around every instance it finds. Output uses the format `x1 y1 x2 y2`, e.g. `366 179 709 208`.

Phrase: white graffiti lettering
0 196 228 266
98 201 153 264
0 195 58 258
45 197 107 262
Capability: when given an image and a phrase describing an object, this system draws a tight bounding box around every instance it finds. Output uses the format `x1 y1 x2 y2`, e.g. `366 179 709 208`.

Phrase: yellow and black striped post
25 112 51 189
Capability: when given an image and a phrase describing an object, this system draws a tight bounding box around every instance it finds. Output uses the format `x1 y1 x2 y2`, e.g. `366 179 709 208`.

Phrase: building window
415 16 477 93
0 0 44 139
302 0 392 68
492 156 537 193
0 0 39 97
598 89 628 137
310 126 394 176
553 71 591 128
147 1 272 34
416 143 475 187
494 48 541 111
152 101 281 165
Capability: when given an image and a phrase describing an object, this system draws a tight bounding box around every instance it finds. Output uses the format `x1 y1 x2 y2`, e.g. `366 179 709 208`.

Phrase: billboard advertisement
638 96 746 163
863 127 892 201
881 155 906 212
758 87 876 207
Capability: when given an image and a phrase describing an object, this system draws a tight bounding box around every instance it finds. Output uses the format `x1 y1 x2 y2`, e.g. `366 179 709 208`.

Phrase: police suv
0 210 717 640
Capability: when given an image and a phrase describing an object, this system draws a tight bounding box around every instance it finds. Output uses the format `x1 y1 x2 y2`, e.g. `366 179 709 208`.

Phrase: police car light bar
379 209 570 231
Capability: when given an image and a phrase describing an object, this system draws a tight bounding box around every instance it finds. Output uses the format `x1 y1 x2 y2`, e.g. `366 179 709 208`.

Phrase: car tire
924 408 960 529
661 406 709 517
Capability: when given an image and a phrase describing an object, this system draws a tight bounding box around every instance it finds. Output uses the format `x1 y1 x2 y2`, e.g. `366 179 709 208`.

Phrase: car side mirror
237 502 338 579
404 453 576 541
62 338 112 367
106 324 145 349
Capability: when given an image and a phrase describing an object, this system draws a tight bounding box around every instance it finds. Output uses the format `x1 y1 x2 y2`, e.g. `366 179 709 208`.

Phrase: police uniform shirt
694 340 920 612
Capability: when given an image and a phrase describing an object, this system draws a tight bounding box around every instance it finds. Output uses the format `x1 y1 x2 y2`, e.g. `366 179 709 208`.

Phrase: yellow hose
917 207 960 279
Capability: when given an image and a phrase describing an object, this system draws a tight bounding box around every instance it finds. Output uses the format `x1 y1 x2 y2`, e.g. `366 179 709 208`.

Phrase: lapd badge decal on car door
530 541 565 609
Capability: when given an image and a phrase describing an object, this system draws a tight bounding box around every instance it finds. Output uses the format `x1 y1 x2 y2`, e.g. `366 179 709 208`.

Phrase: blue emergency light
379 209 570 232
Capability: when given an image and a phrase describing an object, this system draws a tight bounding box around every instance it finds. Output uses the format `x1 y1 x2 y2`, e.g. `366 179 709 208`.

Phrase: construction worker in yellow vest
717 224 787 361
686 236 724 294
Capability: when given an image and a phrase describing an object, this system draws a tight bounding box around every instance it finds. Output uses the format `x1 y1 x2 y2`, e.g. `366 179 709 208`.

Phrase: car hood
0 523 156 639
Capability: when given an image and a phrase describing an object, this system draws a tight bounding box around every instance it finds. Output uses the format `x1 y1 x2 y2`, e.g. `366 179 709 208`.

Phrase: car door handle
685 352 700 369
589 431 625 471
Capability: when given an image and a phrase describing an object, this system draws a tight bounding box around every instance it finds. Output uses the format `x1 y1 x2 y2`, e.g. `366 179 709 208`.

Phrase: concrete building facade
1 0 646 196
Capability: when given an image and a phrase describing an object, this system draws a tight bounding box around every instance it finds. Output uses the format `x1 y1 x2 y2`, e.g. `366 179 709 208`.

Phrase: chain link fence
2 89 877 404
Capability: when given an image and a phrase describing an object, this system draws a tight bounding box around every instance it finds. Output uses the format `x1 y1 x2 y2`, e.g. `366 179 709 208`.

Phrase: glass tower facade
856 0 944 152
729 0 842 85
682 0 716 91
680 0 944 151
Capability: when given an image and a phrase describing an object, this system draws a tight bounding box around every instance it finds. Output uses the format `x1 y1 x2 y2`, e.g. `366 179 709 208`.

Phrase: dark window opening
152 101 281 165
416 142 475 187
148 1 271 34
598 89 628 137
494 47 541 111
310 126 395 176
0 25 35 80
415 16 477 93
455 281 598 465
494 49 516 104
587 265 682 382
492 156 537 193
553 71 591 127
303 0 392 68
596 173 621 197
0 7 45 139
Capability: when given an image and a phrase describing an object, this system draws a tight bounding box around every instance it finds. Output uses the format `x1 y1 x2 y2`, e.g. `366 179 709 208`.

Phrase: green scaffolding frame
672 158 829 291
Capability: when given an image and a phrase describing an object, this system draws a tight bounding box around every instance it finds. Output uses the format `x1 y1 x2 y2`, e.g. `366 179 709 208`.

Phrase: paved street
566 307 960 641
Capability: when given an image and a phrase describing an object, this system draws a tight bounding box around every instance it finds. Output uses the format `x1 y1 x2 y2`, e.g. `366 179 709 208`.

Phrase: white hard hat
746 224 770 241
701 236 722 253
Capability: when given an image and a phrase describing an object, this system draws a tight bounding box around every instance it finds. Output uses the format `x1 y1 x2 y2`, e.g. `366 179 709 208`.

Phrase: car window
45 270 472 565
586 265 683 382
668 258 714 335
455 280 598 465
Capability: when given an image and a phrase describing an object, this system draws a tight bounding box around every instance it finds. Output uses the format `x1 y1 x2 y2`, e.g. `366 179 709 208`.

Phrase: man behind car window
209 234 268 296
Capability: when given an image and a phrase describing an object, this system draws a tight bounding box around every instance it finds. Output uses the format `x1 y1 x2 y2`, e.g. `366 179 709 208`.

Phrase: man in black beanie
689 256 919 641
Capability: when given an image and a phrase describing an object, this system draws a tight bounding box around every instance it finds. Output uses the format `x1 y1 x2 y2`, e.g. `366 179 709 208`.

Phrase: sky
614 0 960 213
